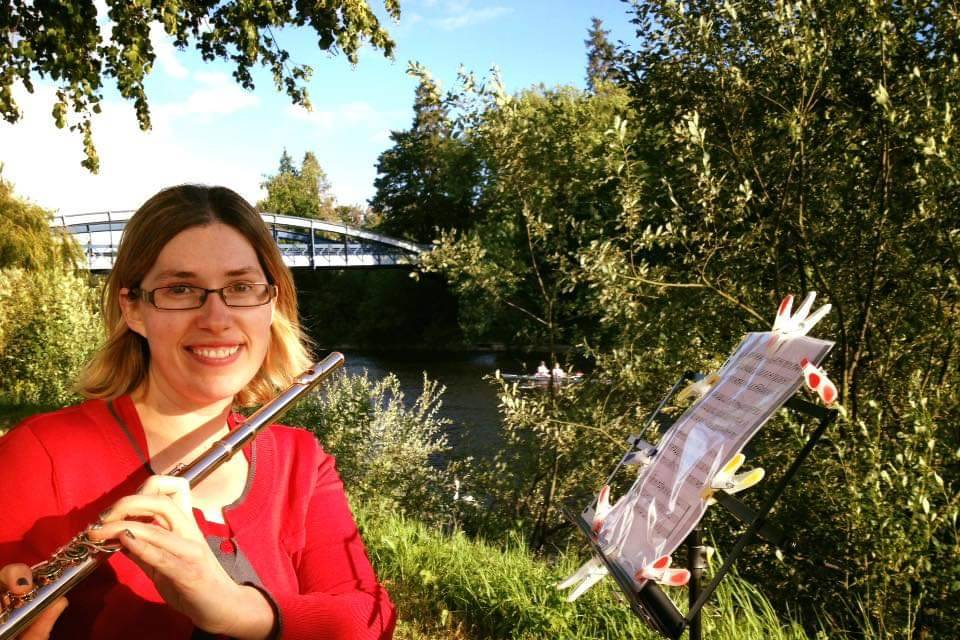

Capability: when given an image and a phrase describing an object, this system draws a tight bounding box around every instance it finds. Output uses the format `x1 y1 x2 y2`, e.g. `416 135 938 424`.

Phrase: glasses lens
222 283 273 307
153 286 204 310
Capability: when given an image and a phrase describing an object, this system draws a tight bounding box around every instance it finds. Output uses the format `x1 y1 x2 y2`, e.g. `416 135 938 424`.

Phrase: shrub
284 370 457 526
0 268 100 406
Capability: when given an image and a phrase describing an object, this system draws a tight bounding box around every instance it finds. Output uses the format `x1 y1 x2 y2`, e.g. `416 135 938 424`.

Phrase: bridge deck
52 210 426 270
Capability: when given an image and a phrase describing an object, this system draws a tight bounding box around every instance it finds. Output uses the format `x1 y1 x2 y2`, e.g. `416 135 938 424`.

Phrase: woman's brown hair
76 184 312 405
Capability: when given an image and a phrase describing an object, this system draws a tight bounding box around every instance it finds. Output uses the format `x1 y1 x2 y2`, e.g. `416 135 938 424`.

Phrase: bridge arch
51 210 426 271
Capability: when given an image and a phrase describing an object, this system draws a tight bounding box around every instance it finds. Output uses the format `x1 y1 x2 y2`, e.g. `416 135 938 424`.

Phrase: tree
0 169 82 271
585 17 617 93
575 1 959 635
1 0 400 171
257 150 337 220
0 172 98 406
422 80 633 354
370 62 480 242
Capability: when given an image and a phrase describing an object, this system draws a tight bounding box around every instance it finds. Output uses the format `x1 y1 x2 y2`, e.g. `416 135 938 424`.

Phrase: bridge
51 211 426 270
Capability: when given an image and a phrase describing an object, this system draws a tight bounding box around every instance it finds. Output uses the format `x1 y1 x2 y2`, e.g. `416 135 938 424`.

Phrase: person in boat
536 361 550 377
552 363 567 379
0 185 395 639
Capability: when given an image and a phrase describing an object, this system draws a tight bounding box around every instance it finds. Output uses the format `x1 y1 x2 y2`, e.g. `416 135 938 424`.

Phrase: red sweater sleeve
270 446 396 640
0 424 64 568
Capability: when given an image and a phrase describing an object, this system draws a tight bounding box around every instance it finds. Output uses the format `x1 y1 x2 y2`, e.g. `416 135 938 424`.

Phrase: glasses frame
130 283 278 310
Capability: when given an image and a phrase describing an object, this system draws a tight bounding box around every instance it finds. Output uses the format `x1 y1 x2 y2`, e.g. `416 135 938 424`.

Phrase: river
339 350 541 459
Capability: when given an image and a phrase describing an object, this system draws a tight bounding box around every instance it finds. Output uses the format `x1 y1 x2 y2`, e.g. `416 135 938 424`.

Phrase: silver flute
0 352 344 639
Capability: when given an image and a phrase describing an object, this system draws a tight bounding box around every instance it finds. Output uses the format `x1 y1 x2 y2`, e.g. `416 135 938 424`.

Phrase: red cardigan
0 397 395 639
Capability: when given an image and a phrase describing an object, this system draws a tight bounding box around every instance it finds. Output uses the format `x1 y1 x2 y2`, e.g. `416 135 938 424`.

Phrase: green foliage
357 502 812 639
0 0 399 171
397 2 959 636
585 17 618 93
371 63 481 243
257 150 338 220
0 175 99 406
0 172 83 271
283 370 456 525
0 267 100 405
420 81 634 354
569 1 960 635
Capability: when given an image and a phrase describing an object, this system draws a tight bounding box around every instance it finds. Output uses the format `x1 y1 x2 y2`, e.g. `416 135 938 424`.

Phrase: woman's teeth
191 346 240 359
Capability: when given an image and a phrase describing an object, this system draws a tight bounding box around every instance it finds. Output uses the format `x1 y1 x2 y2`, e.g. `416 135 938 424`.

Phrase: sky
0 1 639 215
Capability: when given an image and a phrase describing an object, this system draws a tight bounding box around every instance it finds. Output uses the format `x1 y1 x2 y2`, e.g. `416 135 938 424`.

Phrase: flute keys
61 542 90 565
3 586 38 608
33 561 63 586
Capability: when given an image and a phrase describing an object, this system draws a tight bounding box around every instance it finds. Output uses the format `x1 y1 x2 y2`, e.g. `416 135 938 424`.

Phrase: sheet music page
597 332 833 586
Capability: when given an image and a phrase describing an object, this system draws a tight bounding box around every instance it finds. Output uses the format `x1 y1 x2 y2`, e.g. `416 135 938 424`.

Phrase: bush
284 370 458 526
0 268 100 405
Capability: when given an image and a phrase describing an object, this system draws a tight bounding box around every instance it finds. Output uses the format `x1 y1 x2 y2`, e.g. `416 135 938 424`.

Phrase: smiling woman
0 185 396 639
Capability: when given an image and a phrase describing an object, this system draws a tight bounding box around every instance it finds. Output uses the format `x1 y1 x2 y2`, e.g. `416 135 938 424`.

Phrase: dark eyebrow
153 266 261 281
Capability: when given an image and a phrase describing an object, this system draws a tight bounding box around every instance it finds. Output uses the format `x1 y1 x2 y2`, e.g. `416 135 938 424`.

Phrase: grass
356 503 813 640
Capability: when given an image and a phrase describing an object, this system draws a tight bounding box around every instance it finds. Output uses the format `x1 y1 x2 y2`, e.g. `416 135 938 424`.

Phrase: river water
339 350 540 459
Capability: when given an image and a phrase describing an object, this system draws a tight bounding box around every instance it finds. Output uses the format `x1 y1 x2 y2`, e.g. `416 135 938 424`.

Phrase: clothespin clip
768 292 831 349
635 555 691 587
677 372 720 402
800 358 838 406
557 557 608 601
622 438 657 468
702 453 765 505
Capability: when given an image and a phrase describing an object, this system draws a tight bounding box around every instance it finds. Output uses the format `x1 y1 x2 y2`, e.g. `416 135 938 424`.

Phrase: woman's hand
0 563 68 639
87 476 275 640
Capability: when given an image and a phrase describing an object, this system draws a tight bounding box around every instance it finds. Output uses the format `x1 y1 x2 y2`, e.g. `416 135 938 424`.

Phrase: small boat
501 372 585 388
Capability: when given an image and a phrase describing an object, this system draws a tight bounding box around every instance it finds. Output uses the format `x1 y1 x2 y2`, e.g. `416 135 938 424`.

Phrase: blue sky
0 0 638 214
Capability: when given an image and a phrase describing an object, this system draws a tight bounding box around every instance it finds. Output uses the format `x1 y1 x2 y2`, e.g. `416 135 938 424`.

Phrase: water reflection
340 350 541 459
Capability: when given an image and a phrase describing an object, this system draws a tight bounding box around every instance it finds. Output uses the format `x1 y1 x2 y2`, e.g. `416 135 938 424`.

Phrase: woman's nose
196 290 233 328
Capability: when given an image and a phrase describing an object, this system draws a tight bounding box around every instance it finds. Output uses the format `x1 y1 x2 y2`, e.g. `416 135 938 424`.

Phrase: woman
0 185 395 639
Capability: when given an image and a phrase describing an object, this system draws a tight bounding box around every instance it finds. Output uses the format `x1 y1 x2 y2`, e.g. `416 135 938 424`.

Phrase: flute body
0 353 344 639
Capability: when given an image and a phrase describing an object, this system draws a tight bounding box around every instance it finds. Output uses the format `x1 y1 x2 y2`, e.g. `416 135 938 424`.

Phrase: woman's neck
131 384 235 473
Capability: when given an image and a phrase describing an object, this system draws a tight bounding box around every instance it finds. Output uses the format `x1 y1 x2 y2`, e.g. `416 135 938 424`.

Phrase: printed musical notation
597 332 833 586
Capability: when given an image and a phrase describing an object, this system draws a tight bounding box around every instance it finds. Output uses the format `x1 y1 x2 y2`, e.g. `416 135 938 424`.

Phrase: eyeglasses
130 283 277 310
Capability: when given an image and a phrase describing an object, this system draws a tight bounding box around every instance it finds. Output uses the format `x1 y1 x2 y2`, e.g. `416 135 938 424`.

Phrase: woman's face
120 222 275 411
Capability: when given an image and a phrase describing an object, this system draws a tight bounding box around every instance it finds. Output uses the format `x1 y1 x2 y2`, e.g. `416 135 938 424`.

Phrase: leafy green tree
585 17 617 93
0 173 99 407
569 1 959 635
0 170 82 271
422 80 634 356
1 0 400 171
370 62 480 243
257 150 337 220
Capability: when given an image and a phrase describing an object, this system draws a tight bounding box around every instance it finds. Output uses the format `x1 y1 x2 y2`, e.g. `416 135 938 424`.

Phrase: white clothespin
771 292 831 341
800 358 839 406
702 453 765 505
635 555 691 587
677 372 720 402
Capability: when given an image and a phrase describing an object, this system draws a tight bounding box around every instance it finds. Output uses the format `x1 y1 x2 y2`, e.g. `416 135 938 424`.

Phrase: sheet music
597 332 833 586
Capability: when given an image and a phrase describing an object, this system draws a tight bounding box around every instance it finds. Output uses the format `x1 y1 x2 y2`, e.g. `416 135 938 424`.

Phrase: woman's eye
229 283 253 294
167 285 194 296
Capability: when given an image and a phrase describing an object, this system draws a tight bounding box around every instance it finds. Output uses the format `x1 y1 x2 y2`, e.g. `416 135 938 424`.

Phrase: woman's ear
119 288 147 338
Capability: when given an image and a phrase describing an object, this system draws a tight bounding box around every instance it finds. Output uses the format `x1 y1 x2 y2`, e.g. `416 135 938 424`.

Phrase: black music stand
562 372 838 640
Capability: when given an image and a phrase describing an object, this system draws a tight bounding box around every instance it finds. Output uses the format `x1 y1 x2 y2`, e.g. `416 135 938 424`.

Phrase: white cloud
150 23 190 79
0 83 262 213
153 73 260 123
433 6 512 30
286 101 405 132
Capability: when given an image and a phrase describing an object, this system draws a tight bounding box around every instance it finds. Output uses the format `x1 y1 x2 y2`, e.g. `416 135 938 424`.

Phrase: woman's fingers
93 493 201 541
0 563 33 595
0 564 69 640
17 597 69 640
139 475 192 515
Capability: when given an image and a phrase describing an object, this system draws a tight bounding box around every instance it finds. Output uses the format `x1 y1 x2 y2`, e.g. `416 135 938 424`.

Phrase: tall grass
357 502 812 640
